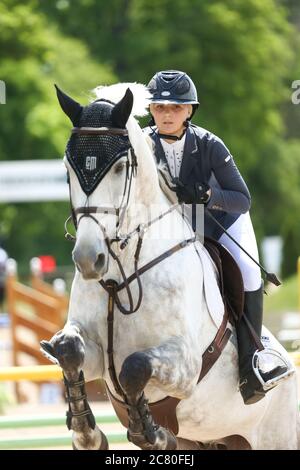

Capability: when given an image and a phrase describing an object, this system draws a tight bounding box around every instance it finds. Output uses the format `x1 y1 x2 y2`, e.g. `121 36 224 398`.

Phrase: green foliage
264 274 298 314
2 201 71 269
0 0 299 276
0 0 115 161
0 0 116 265
127 0 293 175
263 273 299 335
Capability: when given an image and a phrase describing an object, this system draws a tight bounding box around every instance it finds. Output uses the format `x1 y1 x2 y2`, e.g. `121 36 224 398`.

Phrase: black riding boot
237 282 288 405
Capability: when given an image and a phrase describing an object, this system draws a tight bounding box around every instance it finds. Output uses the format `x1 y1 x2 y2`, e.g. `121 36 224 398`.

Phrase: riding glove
175 181 211 204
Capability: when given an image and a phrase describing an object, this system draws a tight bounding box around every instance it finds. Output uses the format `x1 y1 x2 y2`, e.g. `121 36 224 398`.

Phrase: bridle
65 124 195 313
64 123 232 403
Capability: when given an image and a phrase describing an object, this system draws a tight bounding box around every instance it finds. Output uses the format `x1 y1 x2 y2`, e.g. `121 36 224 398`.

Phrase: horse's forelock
92 83 151 118
79 100 114 127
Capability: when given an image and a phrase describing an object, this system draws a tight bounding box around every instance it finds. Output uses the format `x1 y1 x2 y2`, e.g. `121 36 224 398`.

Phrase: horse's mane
92 82 166 204
92 82 151 118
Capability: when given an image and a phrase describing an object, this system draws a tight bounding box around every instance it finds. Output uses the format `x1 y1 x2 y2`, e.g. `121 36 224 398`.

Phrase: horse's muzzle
72 245 108 280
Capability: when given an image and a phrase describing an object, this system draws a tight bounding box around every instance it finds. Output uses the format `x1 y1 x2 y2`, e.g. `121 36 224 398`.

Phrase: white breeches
218 212 261 292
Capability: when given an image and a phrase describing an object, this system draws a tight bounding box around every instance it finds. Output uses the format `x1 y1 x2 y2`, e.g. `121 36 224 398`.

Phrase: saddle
204 237 244 323
108 238 244 436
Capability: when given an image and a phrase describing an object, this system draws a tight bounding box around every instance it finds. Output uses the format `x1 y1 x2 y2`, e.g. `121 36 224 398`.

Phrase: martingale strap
106 307 232 436
101 233 231 403
102 236 196 396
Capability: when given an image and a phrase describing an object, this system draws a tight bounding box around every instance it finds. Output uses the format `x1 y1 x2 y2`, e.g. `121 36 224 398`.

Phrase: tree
1 0 299 276
0 0 116 267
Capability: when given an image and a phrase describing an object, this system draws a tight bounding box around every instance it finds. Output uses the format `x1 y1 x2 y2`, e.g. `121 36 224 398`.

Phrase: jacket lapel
149 125 199 183
149 131 167 166
179 126 199 183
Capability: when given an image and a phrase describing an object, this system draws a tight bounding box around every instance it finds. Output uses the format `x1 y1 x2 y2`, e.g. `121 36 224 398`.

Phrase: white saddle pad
156 173 226 329
195 243 225 328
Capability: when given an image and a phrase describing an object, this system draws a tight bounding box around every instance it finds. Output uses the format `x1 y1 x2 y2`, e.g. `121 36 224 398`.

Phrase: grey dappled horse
41 83 300 450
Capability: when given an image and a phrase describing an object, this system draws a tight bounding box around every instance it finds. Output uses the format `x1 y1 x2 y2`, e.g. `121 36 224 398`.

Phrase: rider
144 70 289 405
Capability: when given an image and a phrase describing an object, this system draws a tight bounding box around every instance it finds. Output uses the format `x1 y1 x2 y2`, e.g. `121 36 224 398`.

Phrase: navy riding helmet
147 70 199 118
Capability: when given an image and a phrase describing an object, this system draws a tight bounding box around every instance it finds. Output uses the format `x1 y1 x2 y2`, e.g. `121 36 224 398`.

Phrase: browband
72 127 129 136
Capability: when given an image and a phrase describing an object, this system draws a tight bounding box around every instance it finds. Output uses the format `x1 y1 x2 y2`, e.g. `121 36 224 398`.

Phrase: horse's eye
114 162 126 174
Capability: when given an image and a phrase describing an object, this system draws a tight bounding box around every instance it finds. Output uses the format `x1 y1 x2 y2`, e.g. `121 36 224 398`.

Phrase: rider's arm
206 139 251 214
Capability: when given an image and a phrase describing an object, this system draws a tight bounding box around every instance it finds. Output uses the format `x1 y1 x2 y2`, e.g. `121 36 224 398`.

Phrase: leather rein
66 125 231 402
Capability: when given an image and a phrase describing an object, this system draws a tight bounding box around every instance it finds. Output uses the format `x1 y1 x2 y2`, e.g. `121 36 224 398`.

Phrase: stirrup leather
252 348 294 391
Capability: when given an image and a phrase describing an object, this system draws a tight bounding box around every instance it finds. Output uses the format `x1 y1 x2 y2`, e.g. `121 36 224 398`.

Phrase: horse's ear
55 84 83 125
111 88 133 128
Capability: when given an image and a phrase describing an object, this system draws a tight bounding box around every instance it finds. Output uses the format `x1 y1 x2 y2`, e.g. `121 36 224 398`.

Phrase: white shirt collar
160 133 186 152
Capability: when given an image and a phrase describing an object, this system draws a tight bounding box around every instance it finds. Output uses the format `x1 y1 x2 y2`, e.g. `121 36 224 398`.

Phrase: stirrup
252 348 294 391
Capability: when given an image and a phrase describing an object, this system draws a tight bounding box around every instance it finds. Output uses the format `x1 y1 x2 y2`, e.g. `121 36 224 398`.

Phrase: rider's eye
114 161 126 174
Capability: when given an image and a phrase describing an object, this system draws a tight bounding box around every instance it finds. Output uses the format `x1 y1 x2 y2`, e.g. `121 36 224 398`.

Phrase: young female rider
144 70 289 405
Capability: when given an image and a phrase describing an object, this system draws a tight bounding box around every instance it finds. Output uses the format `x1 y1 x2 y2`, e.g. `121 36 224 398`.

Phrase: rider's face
150 103 192 137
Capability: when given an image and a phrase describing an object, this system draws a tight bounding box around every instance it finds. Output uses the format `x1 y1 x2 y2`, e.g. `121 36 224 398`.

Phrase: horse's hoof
72 430 109 450
164 430 177 450
128 427 177 450
99 431 109 450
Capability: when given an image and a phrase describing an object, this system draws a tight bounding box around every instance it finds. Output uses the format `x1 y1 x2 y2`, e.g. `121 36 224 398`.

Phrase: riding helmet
147 70 199 118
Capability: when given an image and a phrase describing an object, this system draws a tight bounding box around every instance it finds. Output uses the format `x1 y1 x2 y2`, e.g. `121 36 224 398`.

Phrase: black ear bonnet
66 100 131 195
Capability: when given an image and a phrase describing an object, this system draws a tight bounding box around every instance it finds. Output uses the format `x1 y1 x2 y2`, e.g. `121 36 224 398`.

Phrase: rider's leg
218 213 288 405
236 282 287 404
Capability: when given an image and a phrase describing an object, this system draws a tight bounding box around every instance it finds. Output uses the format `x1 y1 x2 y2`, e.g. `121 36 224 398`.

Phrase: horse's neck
111 120 194 273
124 189 192 258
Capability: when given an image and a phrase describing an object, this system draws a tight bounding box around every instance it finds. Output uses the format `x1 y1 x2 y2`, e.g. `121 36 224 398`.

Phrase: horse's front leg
119 336 200 450
40 322 108 450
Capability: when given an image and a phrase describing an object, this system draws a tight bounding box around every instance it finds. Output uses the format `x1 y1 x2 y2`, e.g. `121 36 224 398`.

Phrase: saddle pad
195 243 225 328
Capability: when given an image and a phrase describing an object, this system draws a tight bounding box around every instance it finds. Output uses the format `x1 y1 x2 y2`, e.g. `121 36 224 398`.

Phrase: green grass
264 274 299 314
264 274 299 334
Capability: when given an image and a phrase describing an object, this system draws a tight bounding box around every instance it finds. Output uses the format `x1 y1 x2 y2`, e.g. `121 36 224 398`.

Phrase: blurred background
0 0 299 448
0 0 299 277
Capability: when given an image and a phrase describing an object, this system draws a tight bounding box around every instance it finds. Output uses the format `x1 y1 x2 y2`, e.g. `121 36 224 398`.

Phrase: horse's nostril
95 254 106 272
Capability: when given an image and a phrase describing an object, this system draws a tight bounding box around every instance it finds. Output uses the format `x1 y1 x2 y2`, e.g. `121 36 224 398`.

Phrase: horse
41 82 300 450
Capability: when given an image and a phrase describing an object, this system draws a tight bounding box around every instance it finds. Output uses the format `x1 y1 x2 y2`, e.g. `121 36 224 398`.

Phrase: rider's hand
175 180 211 204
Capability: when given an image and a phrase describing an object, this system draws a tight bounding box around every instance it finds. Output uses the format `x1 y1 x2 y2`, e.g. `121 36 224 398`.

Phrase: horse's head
56 83 158 280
